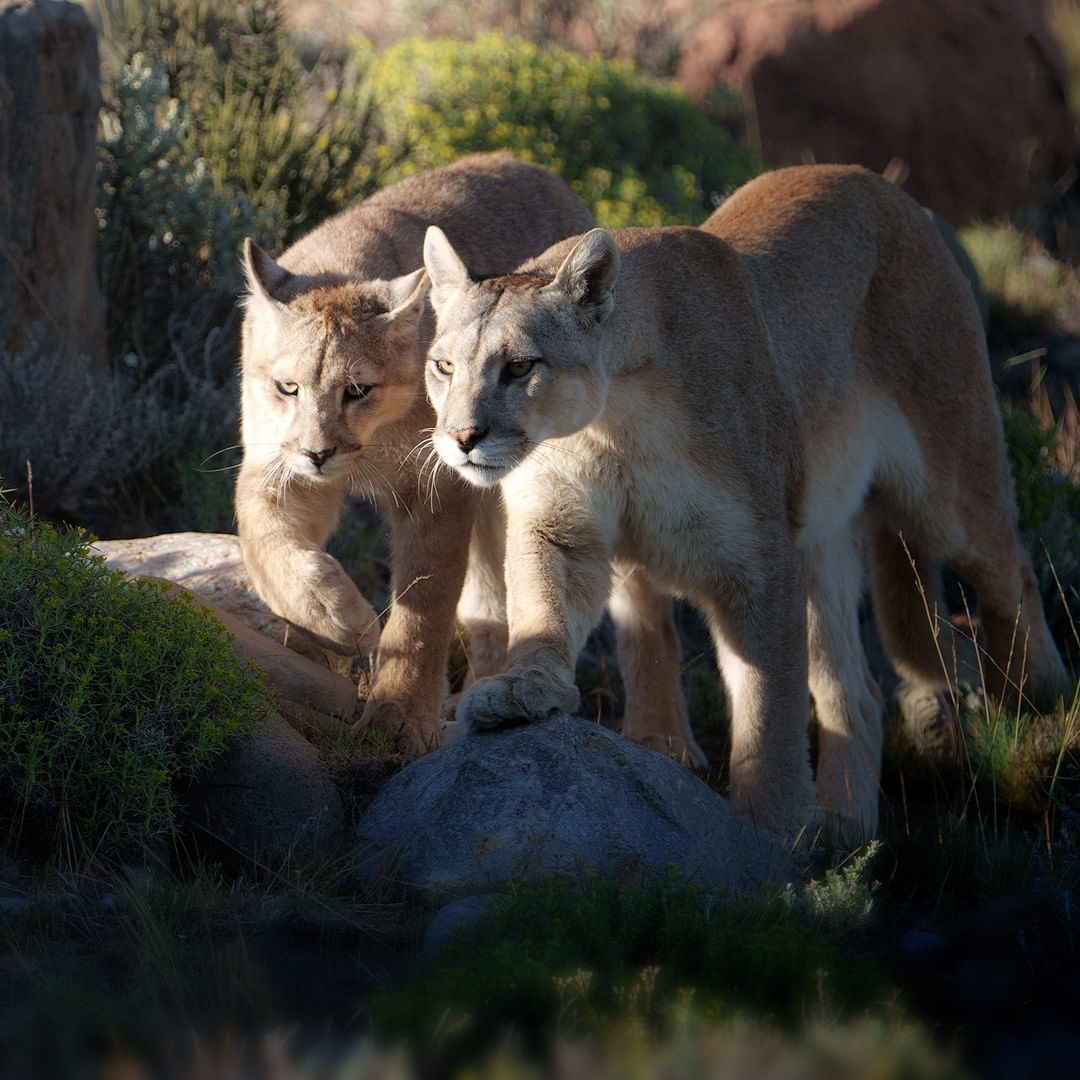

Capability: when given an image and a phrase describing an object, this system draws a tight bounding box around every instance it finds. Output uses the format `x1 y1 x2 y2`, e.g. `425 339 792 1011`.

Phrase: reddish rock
677 0 1076 225
0 1 104 364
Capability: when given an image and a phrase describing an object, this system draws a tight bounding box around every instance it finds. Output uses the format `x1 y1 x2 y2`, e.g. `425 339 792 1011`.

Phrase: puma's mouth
287 447 362 481
434 432 516 487
455 459 509 487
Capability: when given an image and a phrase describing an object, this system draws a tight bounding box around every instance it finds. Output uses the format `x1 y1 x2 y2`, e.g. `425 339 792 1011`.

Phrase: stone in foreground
356 714 793 900
184 711 345 866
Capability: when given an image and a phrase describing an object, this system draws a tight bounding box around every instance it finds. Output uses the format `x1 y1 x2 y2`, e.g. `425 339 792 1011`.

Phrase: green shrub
96 0 392 375
97 50 263 372
379 0 691 76
0 497 269 861
369 32 759 226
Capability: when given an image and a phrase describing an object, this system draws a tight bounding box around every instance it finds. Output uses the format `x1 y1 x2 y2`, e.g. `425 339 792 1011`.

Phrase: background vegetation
2 0 1080 1075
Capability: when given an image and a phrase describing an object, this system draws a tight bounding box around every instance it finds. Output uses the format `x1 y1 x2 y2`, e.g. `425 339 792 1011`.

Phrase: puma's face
423 227 619 488
240 240 428 485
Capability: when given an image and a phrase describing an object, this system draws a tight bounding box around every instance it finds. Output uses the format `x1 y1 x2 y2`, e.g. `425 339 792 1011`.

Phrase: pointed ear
242 238 293 307
384 267 429 316
548 229 619 325
423 226 472 300
369 268 430 339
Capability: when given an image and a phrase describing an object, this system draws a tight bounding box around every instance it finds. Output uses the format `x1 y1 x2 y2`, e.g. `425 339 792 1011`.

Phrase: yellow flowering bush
369 33 758 226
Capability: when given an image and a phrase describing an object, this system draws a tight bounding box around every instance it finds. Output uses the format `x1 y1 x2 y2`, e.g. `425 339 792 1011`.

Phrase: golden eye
432 357 454 376
343 383 372 401
275 380 298 396
506 358 537 379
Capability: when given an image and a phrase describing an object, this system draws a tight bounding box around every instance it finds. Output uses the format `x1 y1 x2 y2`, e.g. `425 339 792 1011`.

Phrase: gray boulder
185 710 345 866
356 713 792 900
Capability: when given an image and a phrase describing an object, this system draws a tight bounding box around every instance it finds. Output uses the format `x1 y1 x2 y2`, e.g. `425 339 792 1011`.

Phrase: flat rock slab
356 713 793 901
94 532 284 637
93 532 329 664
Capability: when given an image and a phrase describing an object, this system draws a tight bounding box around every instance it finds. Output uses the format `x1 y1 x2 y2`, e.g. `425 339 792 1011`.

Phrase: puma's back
699 165 991 445
277 151 594 280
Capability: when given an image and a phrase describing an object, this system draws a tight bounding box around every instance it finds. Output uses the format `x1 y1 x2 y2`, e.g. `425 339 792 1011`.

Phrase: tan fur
236 153 593 751
423 164 1069 839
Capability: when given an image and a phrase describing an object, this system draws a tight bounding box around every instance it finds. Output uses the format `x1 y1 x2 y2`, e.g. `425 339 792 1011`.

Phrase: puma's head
240 238 429 484
422 225 619 488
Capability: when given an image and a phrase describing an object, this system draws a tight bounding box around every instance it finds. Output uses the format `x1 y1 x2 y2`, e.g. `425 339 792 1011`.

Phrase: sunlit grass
959 221 1080 332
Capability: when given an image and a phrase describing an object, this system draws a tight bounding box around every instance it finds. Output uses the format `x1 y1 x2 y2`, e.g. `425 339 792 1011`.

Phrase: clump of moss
0 496 270 861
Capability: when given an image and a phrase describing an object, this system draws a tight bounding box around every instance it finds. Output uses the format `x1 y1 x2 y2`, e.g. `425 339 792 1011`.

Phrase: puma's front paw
289 551 381 655
354 695 441 756
456 669 580 732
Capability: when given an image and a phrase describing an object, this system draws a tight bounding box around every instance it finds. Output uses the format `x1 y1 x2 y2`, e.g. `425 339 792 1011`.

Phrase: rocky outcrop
677 0 1076 225
0 1 104 364
356 713 792 901
142 576 360 742
95 541 354 863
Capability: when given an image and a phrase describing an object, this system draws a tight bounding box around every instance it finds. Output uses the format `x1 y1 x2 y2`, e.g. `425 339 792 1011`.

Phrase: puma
236 152 593 751
421 164 1069 839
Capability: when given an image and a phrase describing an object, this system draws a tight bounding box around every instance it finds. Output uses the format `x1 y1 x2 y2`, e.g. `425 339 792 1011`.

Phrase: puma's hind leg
950 509 1069 711
610 565 707 768
804 527 884 841
869 523 973 757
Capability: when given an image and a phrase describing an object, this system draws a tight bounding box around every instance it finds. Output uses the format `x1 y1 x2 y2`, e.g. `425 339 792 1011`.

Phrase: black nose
451 427 488 453
302 446 337 469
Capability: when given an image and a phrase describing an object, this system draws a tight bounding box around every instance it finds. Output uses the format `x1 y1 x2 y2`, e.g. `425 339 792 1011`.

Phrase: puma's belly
617 463 762 596
796 397 927 547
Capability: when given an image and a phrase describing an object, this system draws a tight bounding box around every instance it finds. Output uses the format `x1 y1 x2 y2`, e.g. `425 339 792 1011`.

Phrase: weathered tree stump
0 0 104 366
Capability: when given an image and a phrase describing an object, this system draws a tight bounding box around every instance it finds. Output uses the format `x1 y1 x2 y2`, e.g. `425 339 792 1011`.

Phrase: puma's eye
506 358 537 379
432 357 454 377
343 383 372 402
275 380 299 396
